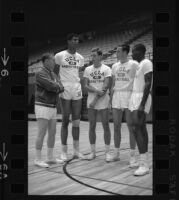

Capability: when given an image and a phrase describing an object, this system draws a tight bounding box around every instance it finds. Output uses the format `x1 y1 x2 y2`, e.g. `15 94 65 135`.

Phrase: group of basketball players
34 33 153 176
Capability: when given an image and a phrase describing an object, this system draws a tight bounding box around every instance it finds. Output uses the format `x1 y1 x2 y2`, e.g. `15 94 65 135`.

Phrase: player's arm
88 76 111 108
36 70 60 93
79 65 86 72
83 77 100 94
139 71 152 110
129 63 138 79
100 66 112 96
79 56 85 72
110 75 115 103
99 76 111 97
109 64 115 99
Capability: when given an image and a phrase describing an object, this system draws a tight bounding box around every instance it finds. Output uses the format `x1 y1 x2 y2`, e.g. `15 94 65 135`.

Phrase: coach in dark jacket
34 53 64 168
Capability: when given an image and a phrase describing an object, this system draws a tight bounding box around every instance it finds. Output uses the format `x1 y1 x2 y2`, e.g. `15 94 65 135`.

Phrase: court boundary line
46 167 152 191
63 158 120 195
28 147 153 195
28 144 152 176
63 157 152 195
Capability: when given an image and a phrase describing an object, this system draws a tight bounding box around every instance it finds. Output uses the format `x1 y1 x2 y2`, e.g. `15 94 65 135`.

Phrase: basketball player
34 53 64 168
129 44 153 176
109 45 138 167
55 33 86 161
83 47 113 162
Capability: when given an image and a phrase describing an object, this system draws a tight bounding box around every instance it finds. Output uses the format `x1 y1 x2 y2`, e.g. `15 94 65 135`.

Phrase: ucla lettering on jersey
90 79 104 83
55 50 84 83
112 60 138 91
90 70 104 77
116 77 130 81
116 72 125 78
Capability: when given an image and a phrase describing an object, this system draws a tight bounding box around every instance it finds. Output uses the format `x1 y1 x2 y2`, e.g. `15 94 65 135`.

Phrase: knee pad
72 119 80 127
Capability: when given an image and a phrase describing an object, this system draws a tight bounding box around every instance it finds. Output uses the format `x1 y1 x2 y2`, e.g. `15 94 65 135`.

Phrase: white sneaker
86 152 96 160
129 157 139 168
105 153 115 162
61 153 68 162
34 159 49 168
46 158 64 164
134 164 150 176
107 152 120 162
73 151 87 160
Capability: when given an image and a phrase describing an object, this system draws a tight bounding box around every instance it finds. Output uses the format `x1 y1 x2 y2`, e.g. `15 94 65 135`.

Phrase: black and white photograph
0 0 177 199
27 0 153 195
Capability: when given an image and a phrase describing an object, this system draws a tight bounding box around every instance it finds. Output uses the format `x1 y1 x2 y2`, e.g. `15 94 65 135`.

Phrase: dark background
28 0 152 45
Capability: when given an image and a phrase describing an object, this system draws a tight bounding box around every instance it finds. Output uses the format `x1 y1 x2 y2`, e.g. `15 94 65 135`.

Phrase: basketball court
28 120 153 195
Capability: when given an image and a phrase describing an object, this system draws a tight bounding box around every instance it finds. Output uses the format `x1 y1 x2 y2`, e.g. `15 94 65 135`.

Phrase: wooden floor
28 121 153 195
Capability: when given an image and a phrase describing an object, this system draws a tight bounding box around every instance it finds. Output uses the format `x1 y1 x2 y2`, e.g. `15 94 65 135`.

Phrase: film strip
0 0 177 199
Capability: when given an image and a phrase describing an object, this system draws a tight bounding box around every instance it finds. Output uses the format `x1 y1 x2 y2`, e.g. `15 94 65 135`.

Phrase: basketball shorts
35 105 57 120
129 92 152 114
112 91 131 109
59 82 82 100
87 93 110 110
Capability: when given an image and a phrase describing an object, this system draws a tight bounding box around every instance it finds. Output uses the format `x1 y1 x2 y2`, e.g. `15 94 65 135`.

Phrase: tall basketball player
55 33 86 161
83 47 113 162
129 44 153 176
109 45 138 167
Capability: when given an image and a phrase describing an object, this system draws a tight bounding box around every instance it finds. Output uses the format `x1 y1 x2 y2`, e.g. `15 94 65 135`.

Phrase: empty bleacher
104 30 152 64
77 27 148 64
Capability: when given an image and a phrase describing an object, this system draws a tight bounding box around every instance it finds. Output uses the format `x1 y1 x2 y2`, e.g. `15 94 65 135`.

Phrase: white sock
105 145 110 153
91 144 96 153
62 145 67 154
73 140 79 154
130 149 135 157
47 148 54 160
146 151 149 165
114 148 120 155
36 150 42 160
140 153 148 167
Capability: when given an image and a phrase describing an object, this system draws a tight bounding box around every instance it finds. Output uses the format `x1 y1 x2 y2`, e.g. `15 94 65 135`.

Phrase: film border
0 0 177 199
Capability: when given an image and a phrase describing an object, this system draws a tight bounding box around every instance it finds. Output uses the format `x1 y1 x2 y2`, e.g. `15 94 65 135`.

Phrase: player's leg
100 108 113 162
60 98 71 161
132 110 146 153
87 108 97 160
71 99 85 159
35 118 49 167
109 108 123 161
142 122 149 152
125 109 139 167
131 110 149 175
46 117 64 164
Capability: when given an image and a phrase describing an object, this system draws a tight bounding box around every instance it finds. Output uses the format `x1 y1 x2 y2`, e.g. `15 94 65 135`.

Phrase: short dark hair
118 44 130 54
41 53 54 63
133 44 146 54
91 47 103 56
66 33 79 41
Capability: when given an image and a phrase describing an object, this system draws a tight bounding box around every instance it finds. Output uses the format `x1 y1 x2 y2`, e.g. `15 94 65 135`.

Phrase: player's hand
58 83 64 93
95 89 105 97
95 89 103 96
138 104 144 112
108 101 112 110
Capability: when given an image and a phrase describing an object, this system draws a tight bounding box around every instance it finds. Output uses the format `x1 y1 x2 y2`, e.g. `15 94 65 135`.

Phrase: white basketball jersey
55 50 84 83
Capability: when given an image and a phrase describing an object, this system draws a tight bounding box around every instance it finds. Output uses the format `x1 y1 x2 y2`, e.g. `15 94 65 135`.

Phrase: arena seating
103 31 152 64
28 28 152 73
